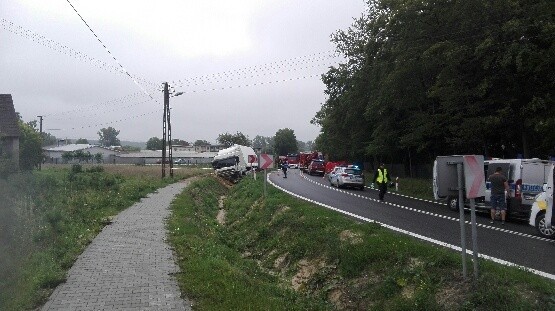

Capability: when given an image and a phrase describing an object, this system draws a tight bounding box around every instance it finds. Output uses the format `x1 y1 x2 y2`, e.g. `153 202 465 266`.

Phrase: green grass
0 165 204 311
168 176 555 310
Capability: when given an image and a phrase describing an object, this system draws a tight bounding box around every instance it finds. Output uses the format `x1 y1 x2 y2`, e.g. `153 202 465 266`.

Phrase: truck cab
529 163 555 238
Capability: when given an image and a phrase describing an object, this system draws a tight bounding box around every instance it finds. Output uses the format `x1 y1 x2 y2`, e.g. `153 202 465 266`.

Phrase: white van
211 144 258 182
434 158 552 218
529 163 555 238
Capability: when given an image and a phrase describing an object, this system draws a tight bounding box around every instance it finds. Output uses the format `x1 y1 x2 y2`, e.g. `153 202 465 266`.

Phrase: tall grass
0 165 204 310
168 176 555 310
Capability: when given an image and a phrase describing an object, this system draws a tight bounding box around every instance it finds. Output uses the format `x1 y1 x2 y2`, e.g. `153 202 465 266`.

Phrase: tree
194 140 211 146
121 145 140 152
97 127 120 147
75 138 89 144
18 120 43 170
146 137 163 150
172 139 189 147
42 132 57 146
273 128 298 156
252 135 274 153
217 132 251 147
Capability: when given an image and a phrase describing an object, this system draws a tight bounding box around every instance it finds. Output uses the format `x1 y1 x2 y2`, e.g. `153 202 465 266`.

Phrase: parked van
529 163 555 238
434 157 552 218
211 144 258 182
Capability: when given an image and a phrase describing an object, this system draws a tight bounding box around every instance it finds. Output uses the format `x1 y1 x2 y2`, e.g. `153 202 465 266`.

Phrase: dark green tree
146 137 163 150
18 120 44 170
194 140 211 146
273 128 298 156
217 132 251 147
75 138 89 144
97 127 120 147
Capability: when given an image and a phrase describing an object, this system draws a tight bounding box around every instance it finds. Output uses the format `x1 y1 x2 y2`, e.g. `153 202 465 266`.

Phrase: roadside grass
390 177 435 201
169 175 555 310
0 165 204 311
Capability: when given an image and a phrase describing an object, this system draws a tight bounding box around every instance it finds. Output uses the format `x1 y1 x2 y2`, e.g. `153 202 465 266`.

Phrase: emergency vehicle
434 158 552 218
211 144 258 183
286 153 300 169
299 151 323 172
529 163 555 238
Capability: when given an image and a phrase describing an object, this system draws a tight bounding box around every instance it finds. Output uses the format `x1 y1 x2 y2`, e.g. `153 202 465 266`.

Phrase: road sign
463 155 486 198
248 155 257 164
260 154 273 169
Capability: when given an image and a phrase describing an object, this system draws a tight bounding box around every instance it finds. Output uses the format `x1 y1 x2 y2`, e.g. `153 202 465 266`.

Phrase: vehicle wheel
535 213 555 239
447 196 459 211
359 186 364 191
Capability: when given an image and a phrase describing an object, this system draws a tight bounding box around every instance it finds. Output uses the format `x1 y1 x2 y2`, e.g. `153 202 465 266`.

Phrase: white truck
529 163 555 238
434 157 552 218
211 144 258 183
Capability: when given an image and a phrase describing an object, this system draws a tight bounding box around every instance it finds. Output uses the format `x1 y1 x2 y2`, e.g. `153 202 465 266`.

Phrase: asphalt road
269 169 555 279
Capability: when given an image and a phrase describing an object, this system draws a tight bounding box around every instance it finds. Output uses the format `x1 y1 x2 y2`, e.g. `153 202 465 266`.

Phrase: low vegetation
0 164 204 310
168 175 555 310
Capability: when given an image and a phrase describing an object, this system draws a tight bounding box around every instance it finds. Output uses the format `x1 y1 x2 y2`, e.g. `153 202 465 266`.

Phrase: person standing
281 159 289 178
488 166 510 224
373 163 390 201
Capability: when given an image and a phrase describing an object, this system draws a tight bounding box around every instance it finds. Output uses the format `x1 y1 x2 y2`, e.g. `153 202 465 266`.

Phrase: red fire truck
299 151 323 173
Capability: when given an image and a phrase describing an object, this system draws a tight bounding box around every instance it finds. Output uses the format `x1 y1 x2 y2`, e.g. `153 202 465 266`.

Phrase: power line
0 18 159 88
64 0 158 102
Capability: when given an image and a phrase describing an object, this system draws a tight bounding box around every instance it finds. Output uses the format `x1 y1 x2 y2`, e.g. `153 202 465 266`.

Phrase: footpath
41 181 192 311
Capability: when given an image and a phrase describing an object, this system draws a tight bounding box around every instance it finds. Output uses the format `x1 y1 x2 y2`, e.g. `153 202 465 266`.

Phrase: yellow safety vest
376 168 388 183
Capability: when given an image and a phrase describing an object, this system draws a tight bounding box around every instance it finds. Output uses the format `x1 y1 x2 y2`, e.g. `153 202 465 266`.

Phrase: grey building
0 94 20 168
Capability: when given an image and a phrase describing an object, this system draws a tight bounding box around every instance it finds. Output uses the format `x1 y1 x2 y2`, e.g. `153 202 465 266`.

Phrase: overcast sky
1 0 365 144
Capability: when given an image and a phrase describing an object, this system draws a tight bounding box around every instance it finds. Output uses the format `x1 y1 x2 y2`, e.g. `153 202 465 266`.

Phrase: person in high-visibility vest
373 163 390 201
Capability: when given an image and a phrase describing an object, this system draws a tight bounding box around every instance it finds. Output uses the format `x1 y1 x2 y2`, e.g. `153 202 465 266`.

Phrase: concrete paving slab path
41 181 192 311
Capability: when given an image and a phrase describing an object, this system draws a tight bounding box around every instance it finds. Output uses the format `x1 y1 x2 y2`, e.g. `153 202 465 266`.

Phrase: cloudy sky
1 0 365 144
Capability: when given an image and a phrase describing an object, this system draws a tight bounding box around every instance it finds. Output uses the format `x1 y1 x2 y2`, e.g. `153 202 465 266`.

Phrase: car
328 165 365 190
307 159 325 176
529 191 555 239
288 163 299 169
174 158 186 165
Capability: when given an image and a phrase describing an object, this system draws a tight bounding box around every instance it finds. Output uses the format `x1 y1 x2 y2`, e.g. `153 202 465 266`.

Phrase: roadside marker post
259 154 274 197
463 155 486 281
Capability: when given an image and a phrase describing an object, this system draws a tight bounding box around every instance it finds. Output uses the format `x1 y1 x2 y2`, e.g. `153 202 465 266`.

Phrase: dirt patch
401 285 415 299
273 253 289 271
271 205 291 222
436 280 470 310
339 230 363 244
291 258 326 291
408 257 424 269
216 196 226 225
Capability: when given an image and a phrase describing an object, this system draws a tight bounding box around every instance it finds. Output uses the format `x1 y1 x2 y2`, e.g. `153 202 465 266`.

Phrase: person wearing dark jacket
281 160 288 178
373 163 390 201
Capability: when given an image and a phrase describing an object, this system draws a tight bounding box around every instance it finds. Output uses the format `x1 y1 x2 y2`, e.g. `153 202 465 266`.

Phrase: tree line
312 0 555 167
146 129 314 156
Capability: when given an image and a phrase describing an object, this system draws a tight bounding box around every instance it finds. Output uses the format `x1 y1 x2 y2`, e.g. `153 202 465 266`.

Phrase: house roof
45 144 105 152
0 94 20 137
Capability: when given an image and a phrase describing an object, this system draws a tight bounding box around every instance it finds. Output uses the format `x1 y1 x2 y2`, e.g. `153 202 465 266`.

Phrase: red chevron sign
463 155 486 198
260 154 273 170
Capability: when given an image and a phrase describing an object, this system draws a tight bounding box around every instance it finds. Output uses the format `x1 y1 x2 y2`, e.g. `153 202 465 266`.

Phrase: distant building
43 144 119 164
0 94 20 168
171 144 225 153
